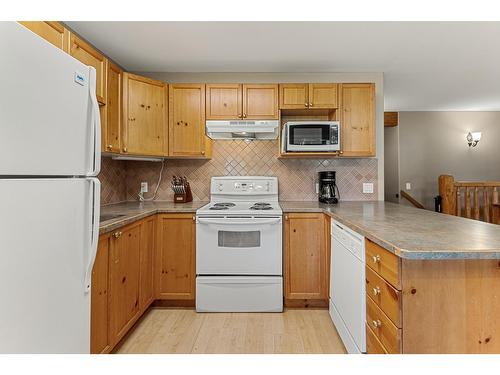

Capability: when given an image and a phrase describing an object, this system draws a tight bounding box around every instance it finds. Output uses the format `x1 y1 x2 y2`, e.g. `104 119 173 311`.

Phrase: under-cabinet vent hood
206 120 279 140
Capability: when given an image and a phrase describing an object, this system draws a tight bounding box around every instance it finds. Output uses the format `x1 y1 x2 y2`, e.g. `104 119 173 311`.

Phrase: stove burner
252 202 271 207
209 206 229 210
213 202 236 207
250 204 273 210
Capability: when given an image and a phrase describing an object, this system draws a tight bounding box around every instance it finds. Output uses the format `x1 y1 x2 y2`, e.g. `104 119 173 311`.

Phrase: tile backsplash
99 157 127 205
122 140 378 202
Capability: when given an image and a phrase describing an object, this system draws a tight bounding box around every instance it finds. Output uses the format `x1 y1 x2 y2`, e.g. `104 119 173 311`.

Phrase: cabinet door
340 83 375 157
279 83 308 109
104 61 122 153
18 21 69 52
69 33 107 104
156 214 196 300
242 84 279 119
309 83 338 109
284 213 326 300
123 73 167 156
90 235 110 354
206 84 242 119
168 84 207 157
139 216 156 311
109 224 141 345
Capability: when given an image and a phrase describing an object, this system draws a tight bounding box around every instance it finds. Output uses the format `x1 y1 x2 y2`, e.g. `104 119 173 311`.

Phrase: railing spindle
456 188 461 217
484 188 490 223
473 187 480 220
465 187 471 218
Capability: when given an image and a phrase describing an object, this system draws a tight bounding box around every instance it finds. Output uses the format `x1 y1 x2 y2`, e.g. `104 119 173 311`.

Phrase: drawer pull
113 231 122 238
371 320 382 329
372 254 381 263
372 286 381 296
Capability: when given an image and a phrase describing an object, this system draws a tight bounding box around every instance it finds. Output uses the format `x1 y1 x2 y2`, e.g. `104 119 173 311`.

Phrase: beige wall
397 111 500 209
140 72 385 200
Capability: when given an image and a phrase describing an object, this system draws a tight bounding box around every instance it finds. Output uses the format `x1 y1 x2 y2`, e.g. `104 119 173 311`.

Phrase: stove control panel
211 177 278 196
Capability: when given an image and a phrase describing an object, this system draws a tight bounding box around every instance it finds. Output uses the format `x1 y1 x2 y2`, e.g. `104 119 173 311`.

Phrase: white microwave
283 121 340 152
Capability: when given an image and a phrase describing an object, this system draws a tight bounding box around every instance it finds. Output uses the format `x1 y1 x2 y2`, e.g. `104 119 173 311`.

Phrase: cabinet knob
371 320 382 329
284 215 289 220
201 151 205 155
192 216 196 221
309 102 313 107
123 147 128 153
372 286 381 296
106 145 113 150
129 117 135 121
113 231 122 238
372 254 381 263
305 103 309 108
243 113 247 118
238 114 242 118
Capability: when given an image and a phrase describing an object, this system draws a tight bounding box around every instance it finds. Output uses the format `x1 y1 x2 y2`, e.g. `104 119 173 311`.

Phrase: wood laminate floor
116 308 346 354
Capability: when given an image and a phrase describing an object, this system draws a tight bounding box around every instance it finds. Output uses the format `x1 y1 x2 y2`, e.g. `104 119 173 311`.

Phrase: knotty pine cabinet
102 61 123 153
284 213 329 306
69 33 107 105
155 214 196 301
340 83 375 157
122 73 168 157
206 83 279 120
279 83 338 109
18 21 69 52
168 84 211 158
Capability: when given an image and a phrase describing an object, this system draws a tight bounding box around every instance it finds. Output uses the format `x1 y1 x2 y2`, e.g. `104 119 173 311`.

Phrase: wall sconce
466 132 482 147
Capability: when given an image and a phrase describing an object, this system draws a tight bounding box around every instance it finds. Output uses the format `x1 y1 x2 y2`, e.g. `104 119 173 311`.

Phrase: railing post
439 175 456 215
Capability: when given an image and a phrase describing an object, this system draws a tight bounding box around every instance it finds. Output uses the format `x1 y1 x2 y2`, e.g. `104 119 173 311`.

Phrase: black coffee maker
318 171 339 204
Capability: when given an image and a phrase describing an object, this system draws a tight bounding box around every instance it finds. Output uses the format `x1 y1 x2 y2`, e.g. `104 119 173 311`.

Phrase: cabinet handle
372 286 381 296
305 103 309 108
201 151 205 155
243 113 247 118
123 147 128 153
339 150 344 155
106 145 113 150
284 215 289 220
192 216 196 221
238 114 242 118
371 320 382 329
372 254 381 263
309 102 313 107
113 231 122 239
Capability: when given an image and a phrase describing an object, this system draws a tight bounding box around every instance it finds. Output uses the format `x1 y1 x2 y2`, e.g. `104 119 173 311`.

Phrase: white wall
398 111 500 209
141 72 385 200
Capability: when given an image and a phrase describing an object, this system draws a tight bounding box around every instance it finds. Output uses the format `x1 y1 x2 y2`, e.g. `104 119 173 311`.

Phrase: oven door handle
197 218 281 226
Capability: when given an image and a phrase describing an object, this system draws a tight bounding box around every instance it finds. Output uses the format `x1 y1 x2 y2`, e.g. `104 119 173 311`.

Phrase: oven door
196 216 282 275
287 123 339 152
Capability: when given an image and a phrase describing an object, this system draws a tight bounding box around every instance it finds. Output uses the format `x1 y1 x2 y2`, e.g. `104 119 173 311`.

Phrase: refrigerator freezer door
0 22 100 176
0 178 100 353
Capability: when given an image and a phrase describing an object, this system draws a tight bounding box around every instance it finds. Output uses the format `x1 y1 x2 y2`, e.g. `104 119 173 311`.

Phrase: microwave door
288 124 336 152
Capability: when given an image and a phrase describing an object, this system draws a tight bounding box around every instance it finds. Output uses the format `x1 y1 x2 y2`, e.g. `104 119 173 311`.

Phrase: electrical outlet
405 182 411 191
363 183 374 194
141 182 148 193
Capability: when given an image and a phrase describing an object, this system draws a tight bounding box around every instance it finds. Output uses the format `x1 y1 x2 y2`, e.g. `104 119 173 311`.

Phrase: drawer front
366 324 388 354
366 296 401 354
365 239 400 289
365 266 402 327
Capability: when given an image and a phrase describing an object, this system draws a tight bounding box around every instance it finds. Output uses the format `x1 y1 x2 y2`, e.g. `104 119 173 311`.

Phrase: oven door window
218 230 261 248
289 125 330 145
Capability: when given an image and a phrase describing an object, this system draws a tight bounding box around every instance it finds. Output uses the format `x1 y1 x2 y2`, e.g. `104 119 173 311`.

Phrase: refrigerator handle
84 178 101 293
88 66 101 176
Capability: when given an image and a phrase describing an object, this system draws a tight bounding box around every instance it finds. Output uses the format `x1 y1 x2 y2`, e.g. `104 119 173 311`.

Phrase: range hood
206 120 279 140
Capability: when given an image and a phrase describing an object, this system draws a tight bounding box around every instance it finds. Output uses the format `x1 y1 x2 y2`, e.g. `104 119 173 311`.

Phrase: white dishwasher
329 219 366 354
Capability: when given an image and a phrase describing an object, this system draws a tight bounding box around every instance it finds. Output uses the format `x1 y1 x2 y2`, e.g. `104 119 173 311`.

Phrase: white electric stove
195 176 283 312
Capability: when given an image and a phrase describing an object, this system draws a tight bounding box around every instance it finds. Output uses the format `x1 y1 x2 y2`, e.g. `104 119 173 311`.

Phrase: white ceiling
65 22 500 111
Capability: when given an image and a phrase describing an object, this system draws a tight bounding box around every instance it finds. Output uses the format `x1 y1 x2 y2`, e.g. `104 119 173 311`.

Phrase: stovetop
197 201 282 216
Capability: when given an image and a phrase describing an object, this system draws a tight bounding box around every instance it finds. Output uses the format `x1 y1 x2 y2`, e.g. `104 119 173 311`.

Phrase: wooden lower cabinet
139 215 156 311
284 213 328 306
155 214 196 301
90 234 111 354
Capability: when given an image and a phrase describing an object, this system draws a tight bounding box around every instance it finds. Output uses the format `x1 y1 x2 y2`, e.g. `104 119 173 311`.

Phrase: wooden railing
439 175 500 224
400 190 425 209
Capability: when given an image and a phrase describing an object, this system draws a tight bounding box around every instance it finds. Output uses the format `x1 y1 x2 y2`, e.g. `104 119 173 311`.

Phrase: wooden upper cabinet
69 33 107 104
206 84 242 120
123 73 167 156
156 214 196 300
279 84 309 109
340 83 376 157
90 235 111 354
242 84 279 119
309 83 338 109
169 84 209 157
109 223 141 345
19 21 69 52
284 213 327 301
104 61 123 153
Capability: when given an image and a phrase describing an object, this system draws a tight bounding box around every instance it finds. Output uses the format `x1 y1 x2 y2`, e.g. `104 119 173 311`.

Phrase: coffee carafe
318 171 339 204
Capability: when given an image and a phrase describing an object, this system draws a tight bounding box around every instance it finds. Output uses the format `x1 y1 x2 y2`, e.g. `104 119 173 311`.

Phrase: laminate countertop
280 201 500 260
99 201 208 235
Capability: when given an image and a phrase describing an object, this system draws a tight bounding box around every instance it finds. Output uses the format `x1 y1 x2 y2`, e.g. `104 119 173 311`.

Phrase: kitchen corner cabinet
90 234 111 354
122 73 168 157
69 33 107 105
156 214 196 301
340 83 375 157
279 83 338 109
102 61 123 153
18 21 69 52
206 83 278 120
284 213 328 306
169 84 211 158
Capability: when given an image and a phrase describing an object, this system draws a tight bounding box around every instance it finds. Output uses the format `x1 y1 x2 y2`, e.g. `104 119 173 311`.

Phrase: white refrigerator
0 22 101 353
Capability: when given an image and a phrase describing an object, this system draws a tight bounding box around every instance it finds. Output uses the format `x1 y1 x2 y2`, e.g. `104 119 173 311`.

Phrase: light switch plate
363 183 374 194
141 182 148 193
405 182 411 190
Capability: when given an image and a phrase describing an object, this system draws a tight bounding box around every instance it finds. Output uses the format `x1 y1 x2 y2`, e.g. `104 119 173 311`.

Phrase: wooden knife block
174 185 193 203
